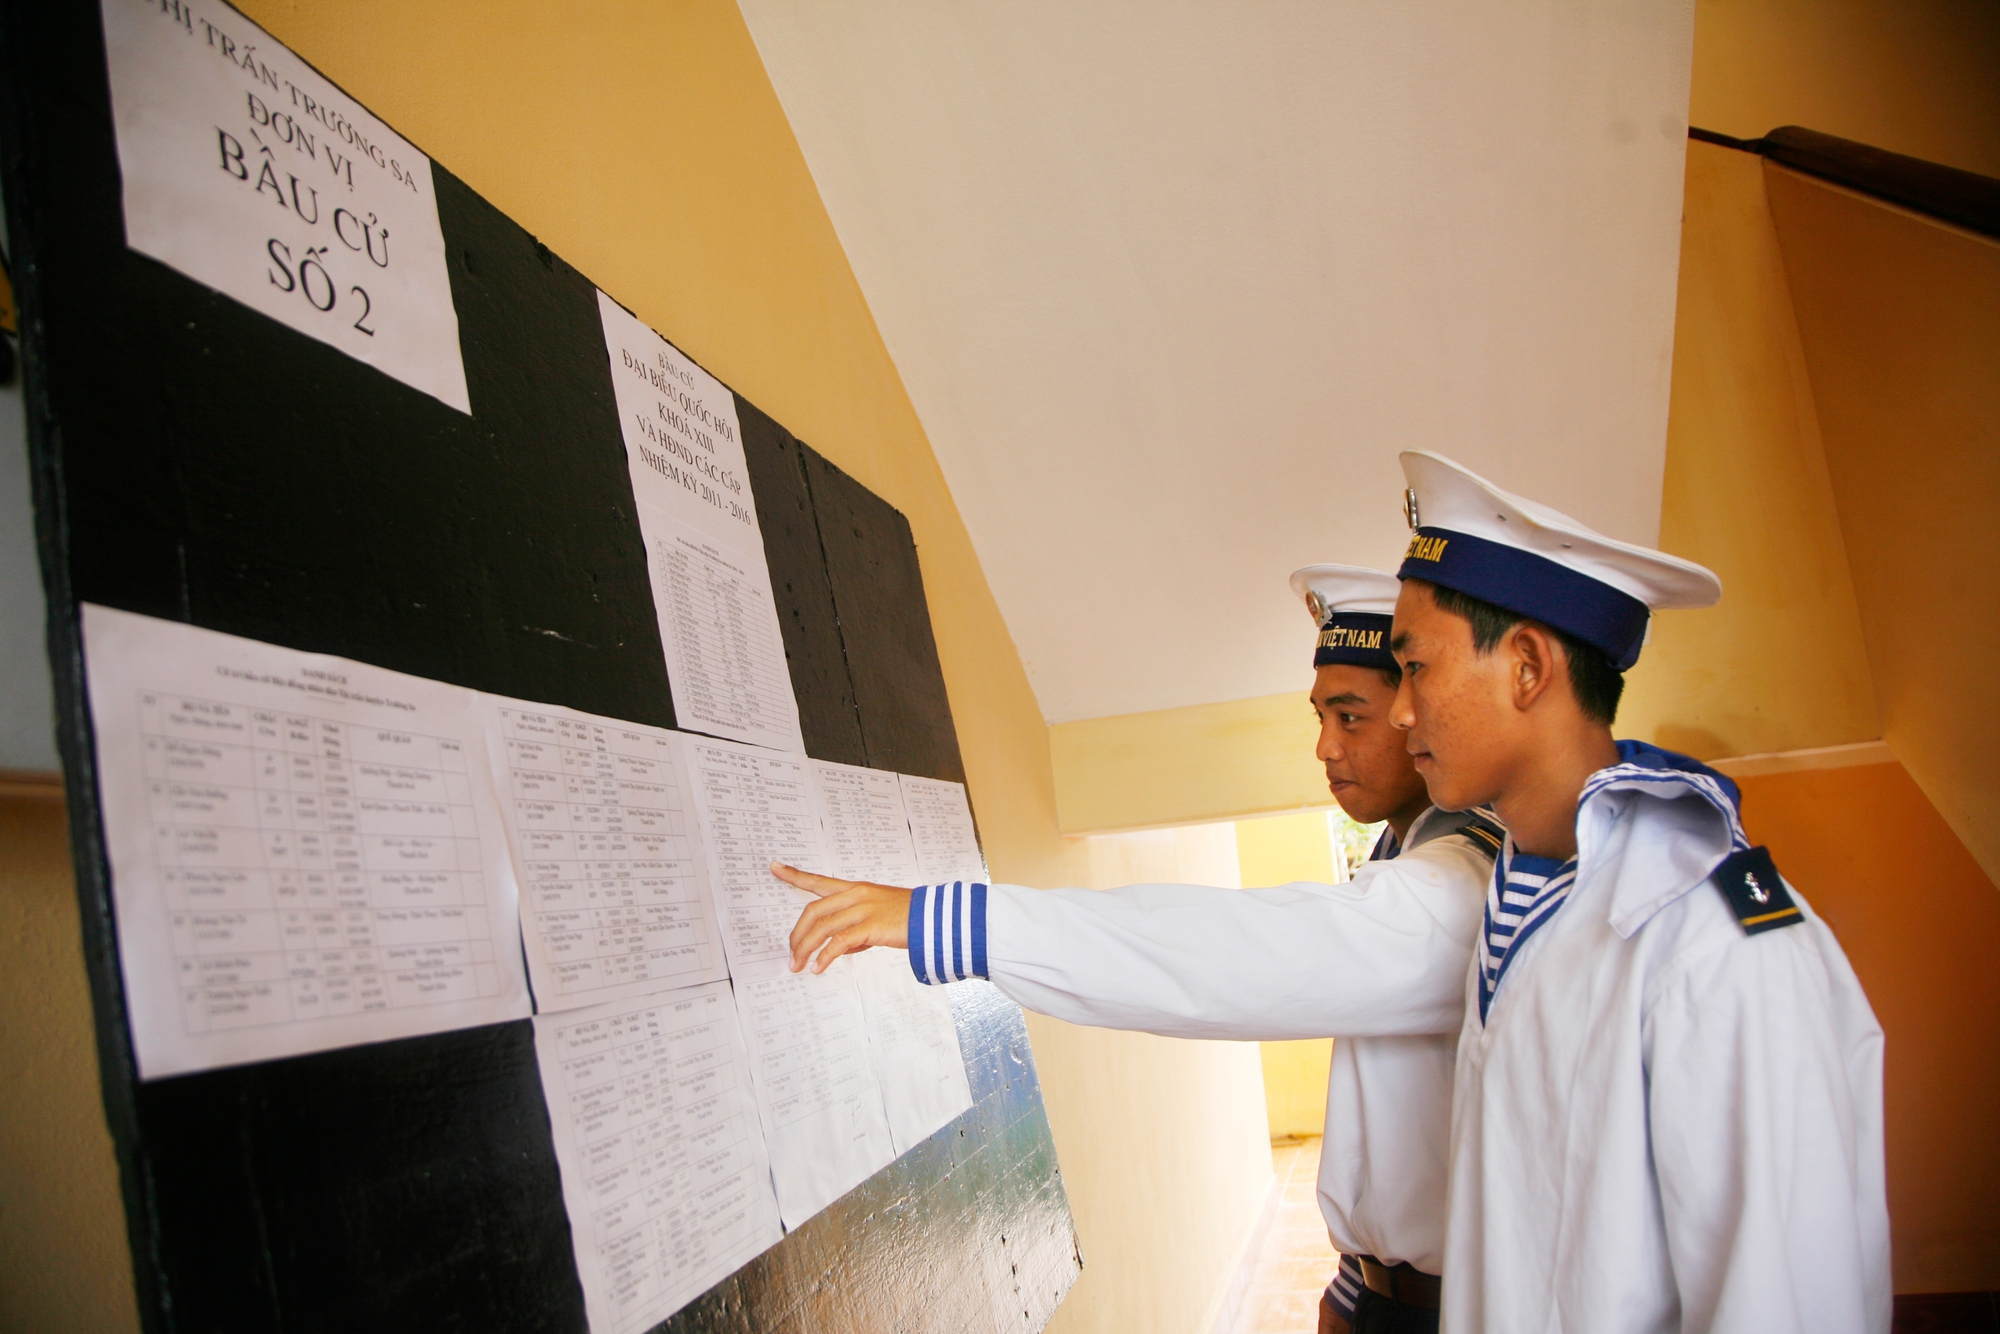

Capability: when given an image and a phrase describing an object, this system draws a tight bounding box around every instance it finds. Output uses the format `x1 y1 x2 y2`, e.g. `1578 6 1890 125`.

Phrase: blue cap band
1398 527 1651 670
1314 612 1396 670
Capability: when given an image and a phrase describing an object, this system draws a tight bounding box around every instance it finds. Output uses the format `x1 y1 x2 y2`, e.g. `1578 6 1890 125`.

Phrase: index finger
770 862 861 899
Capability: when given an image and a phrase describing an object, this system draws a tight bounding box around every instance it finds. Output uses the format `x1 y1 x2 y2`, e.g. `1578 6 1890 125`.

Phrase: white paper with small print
99 0 469 411
597 292 802 753
481 700 726 1014
810 759 973 1155
80 604 528 1079
898 773 989 886
676 734 894 1225
533 981 782 1334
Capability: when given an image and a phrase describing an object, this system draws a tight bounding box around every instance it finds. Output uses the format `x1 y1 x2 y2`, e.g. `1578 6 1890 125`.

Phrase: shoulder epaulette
1404 807 1506 861
1709 846 1803 935
1457 815 1505 860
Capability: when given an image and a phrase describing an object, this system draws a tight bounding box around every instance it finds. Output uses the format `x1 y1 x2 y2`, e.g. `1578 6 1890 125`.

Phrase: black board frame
0 2 1079 1329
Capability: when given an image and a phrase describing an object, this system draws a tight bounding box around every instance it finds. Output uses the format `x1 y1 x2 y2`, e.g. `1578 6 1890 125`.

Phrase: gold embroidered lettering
1404 534 1449 563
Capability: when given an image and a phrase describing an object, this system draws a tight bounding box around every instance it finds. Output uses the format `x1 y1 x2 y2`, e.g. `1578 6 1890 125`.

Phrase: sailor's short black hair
1425 583 1625 725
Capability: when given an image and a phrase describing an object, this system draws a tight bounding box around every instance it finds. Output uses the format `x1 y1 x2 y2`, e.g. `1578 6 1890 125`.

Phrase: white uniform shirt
906 808 1496 1273
1443 748 1890 1334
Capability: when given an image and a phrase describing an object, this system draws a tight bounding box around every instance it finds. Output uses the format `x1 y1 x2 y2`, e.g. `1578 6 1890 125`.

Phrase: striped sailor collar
1479 836 1579 1021
1577 740 1751 939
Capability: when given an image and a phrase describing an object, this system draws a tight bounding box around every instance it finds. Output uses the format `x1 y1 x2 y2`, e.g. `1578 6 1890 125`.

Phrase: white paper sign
809 760 973 1155
100 0 470 412
482 701 727 1014
80 604 530 1079
533 982 782 1334
675 734 895 1225
899 774 989 886
597 292 802 752
810 759 924 889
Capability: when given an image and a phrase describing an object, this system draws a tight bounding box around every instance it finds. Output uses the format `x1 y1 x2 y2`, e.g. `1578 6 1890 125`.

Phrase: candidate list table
680 736 897 1226
535 982 781 1334
142 692 504 1035
656 533 794 747
679 739 823 969
493 707 717 1009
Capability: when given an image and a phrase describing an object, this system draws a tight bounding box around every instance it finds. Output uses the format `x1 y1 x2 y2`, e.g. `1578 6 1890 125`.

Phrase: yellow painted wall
0 795 137 1334
1235 811 1337 890
1236 812 1339 1141
1046 0 2000 836
0 3 1275 1331
1050 689 1328 835
1762 169 2000 885
1690 0 2000 177
1256 1039 1334 1144
1049 822 1273 1334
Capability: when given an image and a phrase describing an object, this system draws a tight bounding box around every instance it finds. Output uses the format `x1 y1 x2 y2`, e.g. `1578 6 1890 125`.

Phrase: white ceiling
738 1 1697 724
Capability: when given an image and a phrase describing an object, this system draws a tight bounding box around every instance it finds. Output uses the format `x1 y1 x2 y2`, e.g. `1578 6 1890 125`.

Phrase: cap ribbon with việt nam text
1289 564 1400 672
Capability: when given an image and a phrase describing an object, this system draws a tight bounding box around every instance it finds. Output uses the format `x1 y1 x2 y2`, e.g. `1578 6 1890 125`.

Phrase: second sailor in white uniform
776 565 1501 1334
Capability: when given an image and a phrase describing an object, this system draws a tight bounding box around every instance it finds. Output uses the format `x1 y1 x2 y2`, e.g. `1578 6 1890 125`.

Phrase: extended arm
781 836 1490 1041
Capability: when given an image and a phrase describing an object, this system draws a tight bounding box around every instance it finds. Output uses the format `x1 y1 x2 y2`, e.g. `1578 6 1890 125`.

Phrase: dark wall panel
801 447 968 787
657 984 1075 1334
739 397 867 767
136 1022 586 1332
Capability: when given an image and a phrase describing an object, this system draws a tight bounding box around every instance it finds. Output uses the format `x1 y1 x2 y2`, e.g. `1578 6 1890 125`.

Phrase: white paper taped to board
597 292 802 753
676 734 894 1225
99 0 470 412
899 773 989 886
809 759 973 1154
79 604 529 1079
480 699 727 1014
533 981 782 1334
810 759 924 889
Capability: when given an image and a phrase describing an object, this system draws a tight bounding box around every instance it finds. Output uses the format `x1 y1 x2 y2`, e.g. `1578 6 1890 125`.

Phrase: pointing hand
773 862 912 974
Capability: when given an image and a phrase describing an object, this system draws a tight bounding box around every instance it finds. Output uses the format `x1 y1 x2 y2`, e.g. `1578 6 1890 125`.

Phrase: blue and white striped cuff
907 881 988 984
1326 1252 1363 1320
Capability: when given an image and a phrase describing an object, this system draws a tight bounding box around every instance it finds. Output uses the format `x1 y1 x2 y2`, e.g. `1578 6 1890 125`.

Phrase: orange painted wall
1622 140 1880 762
1738 761 2000 1292
1690 0 2000 177
1760 170 2000 888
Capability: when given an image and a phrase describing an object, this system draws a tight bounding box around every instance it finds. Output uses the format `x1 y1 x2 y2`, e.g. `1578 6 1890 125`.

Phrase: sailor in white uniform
775 566 1502 1334
1388 450 1889 1333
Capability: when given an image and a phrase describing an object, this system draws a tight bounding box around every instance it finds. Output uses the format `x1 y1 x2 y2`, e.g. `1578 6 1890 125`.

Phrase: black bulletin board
0 2 1080 1329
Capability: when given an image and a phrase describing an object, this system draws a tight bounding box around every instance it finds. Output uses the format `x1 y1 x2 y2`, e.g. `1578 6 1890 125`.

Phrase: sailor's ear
1506 622 1562 713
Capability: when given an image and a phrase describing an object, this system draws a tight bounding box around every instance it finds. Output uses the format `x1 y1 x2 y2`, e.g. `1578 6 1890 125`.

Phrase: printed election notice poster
80 605 530 1079
899 774 989 886
597 292 803 753
481 700 727 1013
99 0 470 411
677 735 894 1225
534 982 782 1334
810 760 973 1155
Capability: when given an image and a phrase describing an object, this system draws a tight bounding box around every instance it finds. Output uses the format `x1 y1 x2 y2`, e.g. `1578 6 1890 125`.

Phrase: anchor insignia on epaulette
1711 846 1802 935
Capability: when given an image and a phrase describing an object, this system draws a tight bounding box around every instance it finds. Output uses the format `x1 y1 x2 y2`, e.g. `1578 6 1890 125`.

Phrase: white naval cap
1395 451 1721 671
1289 564 1400 669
